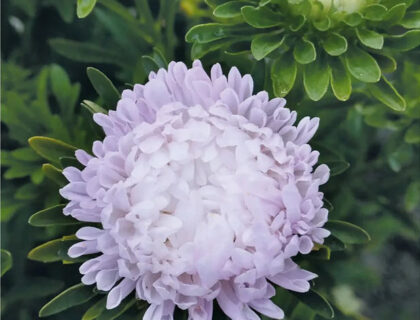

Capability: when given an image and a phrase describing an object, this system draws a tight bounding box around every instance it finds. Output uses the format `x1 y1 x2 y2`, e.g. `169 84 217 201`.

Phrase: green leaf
405 123 420 144
185 23 242 43
368 76 406 111
28 236 78 263
356 28 384 50
293 38 316 64
251 33 285 60
39 284 96 317
290 15 306 32
363 4 387 21
310 244 331 260
97 299 136 320
1 249 12 277
323 235 346 251
77 0 97 18
213 1 244 18
371 53 397 73
400 10 420 28
322 33 347 56
292 289 334 319
343 12 363 26
313 17 331 31
326 220 371 244
42 163 67 186
81 100 107 114
87 67 120 108
241 5 282 28
49 38 122 65
326 160 350 176
11 147 40 161
28 136 77 165
60 156 85 169
50 64 73 113
303 59 329 101
329 58 351 101
29 204 80 227
404 181 420 212
382 3 406 25
82 297 107 320
345 47 381 83
386 30 420 52
271 54 297 97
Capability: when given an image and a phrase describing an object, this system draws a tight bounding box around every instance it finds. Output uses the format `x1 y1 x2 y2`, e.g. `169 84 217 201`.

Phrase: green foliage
1 249 13 277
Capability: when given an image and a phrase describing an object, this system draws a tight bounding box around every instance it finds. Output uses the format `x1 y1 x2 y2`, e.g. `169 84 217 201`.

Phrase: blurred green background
1 1 419 319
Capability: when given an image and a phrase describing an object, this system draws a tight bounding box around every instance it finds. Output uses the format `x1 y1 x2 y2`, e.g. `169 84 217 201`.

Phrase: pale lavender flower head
60 60 330 320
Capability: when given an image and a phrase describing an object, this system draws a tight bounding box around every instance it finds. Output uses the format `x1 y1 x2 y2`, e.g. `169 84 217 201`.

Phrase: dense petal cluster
61 61 330 320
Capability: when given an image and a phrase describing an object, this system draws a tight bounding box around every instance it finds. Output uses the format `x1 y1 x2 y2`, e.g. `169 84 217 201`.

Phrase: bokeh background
1 1 419 319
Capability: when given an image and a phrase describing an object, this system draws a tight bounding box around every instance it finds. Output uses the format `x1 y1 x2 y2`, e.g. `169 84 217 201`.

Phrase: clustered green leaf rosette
186 0 420 108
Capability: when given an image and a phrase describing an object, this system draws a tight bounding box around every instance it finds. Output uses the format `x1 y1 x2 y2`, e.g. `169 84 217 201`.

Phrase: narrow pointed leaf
303 60 329 101
251 33 285 60
292 289 334 318
28 136 77 164
29 204 80 227
345 47 381 83
368 76 406 111
329 58 351 101
77 0 97 18
81 100 107 114
39 284 96 317
97 299 136 320
326 220 371 244
356 28 384 49
87 67 120 107
42 164 67 186
28 236 78 263
322 33 347 56
1 249 12 277
82 297 107 320
271 54 297 97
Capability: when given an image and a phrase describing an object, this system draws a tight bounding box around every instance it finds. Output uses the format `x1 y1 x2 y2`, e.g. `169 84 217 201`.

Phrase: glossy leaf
39 284 96 317
251 33 285 60
213 1 244 18
87 67 120 108
292 289 334 318
241 5 282 28
322 33 347 56
28 136 77 165
77 0 97 18
28 236 78 263
293 38 316 64
368 76 406 111
271 54 297 97
329 58 351 101
356 28 384 50
1 249 12 277
345 47 381 83
303 59 330 101
29 204 80 227
326 220 371 245
386 30 420 52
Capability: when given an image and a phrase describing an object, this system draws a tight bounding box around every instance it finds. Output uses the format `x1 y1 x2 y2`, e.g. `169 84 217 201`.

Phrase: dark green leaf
293 38 316 64
60 156 85 170
323 235 346 251
1 249 12 277
303 58 329 101
241 5 282 28
326 220 371 244
185 23 242 43
313 17 331 31
77 0 97 18
400 10 420 28
345 47 381 83
325 160 350 176
329 58 351 101
251 33 285 60
39 284 96 317
371 53 397 73
290 15 306 32
292 289 334 318
405 181 420 212
82 297 107 320
28 136 77 164
368 76 406 111
29 204 80 227
271 54 297 97
322 33 347 56
386 30 420 52
356 28 384 49
213 1 244 18
49 38 123 65
28 236 78 263
87 67 120 108
382 3 406 25
42 163 67 186
309 244 331 260
97 299 136 320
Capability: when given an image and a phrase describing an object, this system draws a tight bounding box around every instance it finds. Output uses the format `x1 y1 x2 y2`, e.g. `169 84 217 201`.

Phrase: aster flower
59 60 330 320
